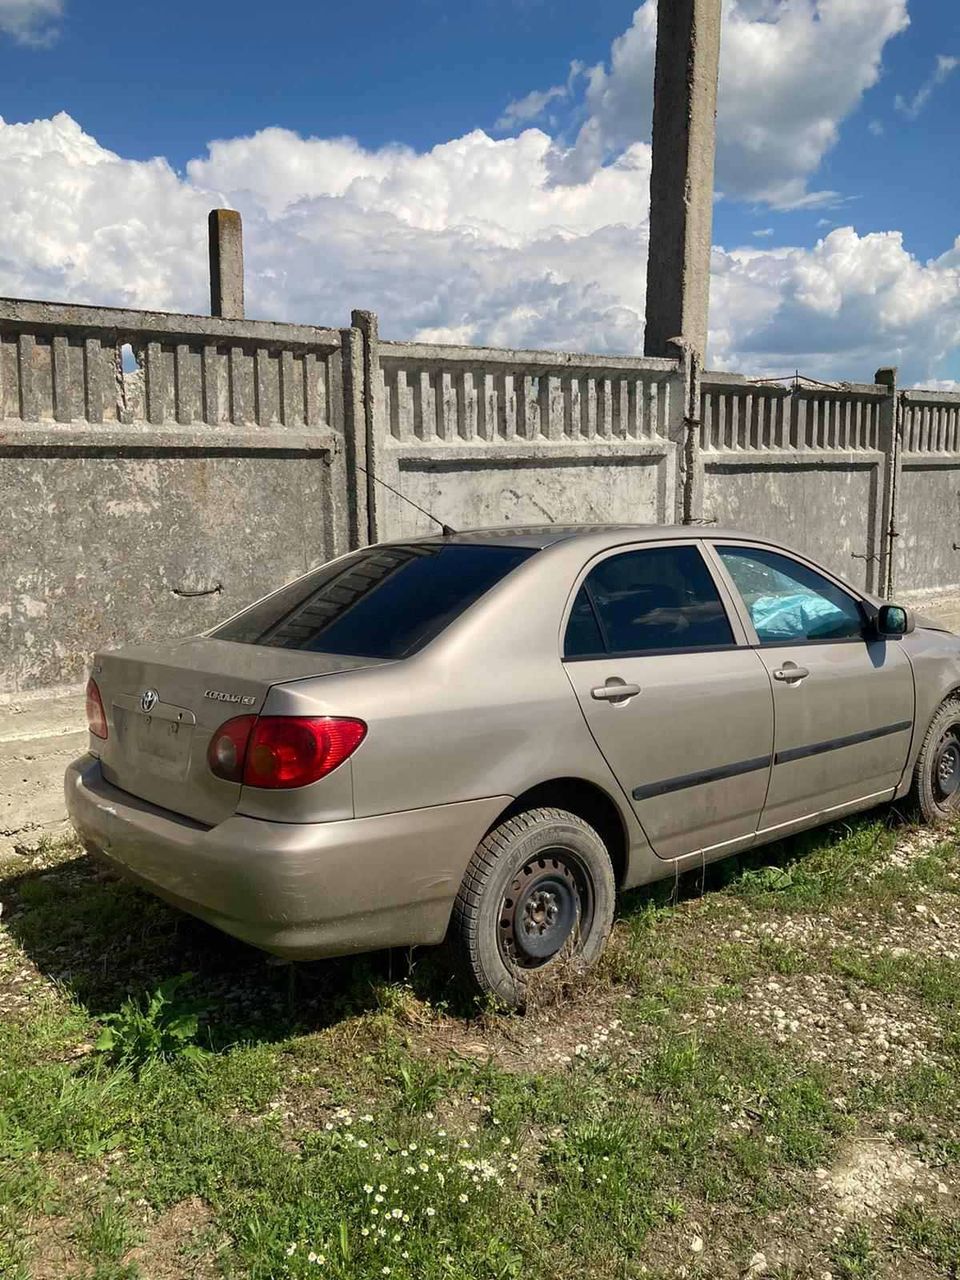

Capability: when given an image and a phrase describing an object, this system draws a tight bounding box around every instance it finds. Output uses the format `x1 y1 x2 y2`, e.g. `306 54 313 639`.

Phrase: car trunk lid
93 637 388 825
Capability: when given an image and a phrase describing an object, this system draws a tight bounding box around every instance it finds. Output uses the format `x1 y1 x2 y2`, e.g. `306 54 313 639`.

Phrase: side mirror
875 603 915 638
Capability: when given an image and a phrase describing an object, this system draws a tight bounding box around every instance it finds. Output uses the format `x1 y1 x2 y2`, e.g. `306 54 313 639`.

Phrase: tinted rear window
211 543 537 659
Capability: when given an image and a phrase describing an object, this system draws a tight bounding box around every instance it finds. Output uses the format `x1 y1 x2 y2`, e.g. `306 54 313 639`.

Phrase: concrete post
875 366 900 599
665 339 704 524
340 325 369 551
208 209 245 320
643 0 722 363
351 309 382 544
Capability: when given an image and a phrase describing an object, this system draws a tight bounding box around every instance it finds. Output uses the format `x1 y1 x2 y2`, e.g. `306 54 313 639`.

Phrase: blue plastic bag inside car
749 591 848 642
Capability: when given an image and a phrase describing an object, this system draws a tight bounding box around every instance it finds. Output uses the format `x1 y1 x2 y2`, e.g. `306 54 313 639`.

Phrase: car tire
910 697 960 824
451 806 616 1007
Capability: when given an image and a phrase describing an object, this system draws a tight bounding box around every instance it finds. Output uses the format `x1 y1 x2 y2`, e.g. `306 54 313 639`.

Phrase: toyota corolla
66 526 960 1004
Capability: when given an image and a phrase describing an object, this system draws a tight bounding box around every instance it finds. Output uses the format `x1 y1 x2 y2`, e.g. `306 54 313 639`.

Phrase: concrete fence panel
699 375 893 593
894 389 960 597
1 299 350 694
368 335 685 540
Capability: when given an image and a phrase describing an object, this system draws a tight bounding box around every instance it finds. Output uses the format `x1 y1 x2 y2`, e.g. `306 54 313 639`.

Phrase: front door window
717 546 863 644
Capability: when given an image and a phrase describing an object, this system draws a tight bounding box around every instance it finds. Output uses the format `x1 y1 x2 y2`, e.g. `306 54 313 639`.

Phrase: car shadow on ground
0 849 475 1048
1 805 908 1050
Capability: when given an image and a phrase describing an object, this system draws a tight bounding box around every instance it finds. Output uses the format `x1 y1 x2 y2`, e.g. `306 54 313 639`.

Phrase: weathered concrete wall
698 375 893 593
371 339 685 539
1 298 351 694
894 390 960 595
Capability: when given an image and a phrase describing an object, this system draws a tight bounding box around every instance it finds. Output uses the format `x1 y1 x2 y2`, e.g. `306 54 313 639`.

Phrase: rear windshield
211 543 537 659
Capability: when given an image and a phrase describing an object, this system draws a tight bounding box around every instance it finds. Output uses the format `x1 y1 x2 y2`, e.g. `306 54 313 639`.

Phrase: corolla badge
204 689 257 706
139 688 159 714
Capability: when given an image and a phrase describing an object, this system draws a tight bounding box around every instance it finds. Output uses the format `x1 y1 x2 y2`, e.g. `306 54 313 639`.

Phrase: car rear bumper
65 755 510 960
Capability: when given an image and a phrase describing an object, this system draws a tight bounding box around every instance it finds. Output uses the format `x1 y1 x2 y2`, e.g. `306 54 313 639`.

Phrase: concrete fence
3 291 960 704
896 391 960 596
366 315 684 543
697 372 897 597
1 297 351 694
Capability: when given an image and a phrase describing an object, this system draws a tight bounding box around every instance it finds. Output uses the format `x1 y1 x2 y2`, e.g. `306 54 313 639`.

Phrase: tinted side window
717 546 863 643
212 543 536 659
565 545 734 657
564 585 605 658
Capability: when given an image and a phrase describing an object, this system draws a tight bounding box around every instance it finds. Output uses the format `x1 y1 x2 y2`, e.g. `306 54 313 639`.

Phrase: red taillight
207 715 366 789
85 677 108 740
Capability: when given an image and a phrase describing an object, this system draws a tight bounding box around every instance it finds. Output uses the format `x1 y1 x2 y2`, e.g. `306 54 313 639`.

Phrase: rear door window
213 543 536 659
564 545 735 657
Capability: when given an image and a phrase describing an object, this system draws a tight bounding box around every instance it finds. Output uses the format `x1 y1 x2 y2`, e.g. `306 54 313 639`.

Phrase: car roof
403 524 761 550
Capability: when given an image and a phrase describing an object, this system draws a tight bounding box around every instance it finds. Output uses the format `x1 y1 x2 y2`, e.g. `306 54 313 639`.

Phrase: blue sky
0 2 641 164
0 0 957 384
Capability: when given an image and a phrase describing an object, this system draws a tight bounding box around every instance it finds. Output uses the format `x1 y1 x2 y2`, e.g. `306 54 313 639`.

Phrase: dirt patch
423 986 635 1075
707 973 943 1081
817 1137 951 1219
820 1139 923 1218
734 894 960 964
125 1196 219 1279
19 1214 85 1280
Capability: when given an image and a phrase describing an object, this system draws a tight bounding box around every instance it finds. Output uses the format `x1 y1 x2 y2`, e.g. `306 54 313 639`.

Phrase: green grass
892 1205 960 1272
2 814 960 1278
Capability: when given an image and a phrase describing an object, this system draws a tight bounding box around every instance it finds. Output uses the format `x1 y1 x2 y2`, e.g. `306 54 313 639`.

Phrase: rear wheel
910 698 960 824
451 807 616 1007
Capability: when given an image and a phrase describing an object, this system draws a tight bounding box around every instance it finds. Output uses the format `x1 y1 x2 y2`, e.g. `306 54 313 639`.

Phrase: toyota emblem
140 688 159 714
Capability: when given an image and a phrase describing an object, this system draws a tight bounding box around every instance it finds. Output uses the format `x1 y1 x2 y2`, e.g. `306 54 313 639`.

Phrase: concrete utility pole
643 0 722 363
208 208 245 320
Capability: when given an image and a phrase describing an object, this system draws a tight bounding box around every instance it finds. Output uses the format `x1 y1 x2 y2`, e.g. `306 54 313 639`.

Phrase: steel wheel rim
933 729 960 804
498 849 594 969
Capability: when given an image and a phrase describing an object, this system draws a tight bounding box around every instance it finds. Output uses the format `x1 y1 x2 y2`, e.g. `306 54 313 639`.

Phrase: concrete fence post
666 340 702 524
351 309 383 544
875 366 900 598
208 209 245 320
339 324 369 550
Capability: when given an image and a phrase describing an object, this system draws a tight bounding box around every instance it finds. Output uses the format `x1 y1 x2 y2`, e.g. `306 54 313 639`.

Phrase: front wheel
910 697 960 824
451 807 616 1007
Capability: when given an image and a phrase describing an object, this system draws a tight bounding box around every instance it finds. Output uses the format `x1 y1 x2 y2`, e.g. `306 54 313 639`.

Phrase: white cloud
188 124 651 239
541 0 909 207
912 379 960 393
0 113 212 310
753 228 774 238
496 62 585 131
895 54 960 119
1 112 958 388
0 0 62 46
710 228 960 381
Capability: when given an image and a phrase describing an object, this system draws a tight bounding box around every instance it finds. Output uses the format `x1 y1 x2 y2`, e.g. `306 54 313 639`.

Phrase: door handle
591 679 642 702
773 664 810 684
